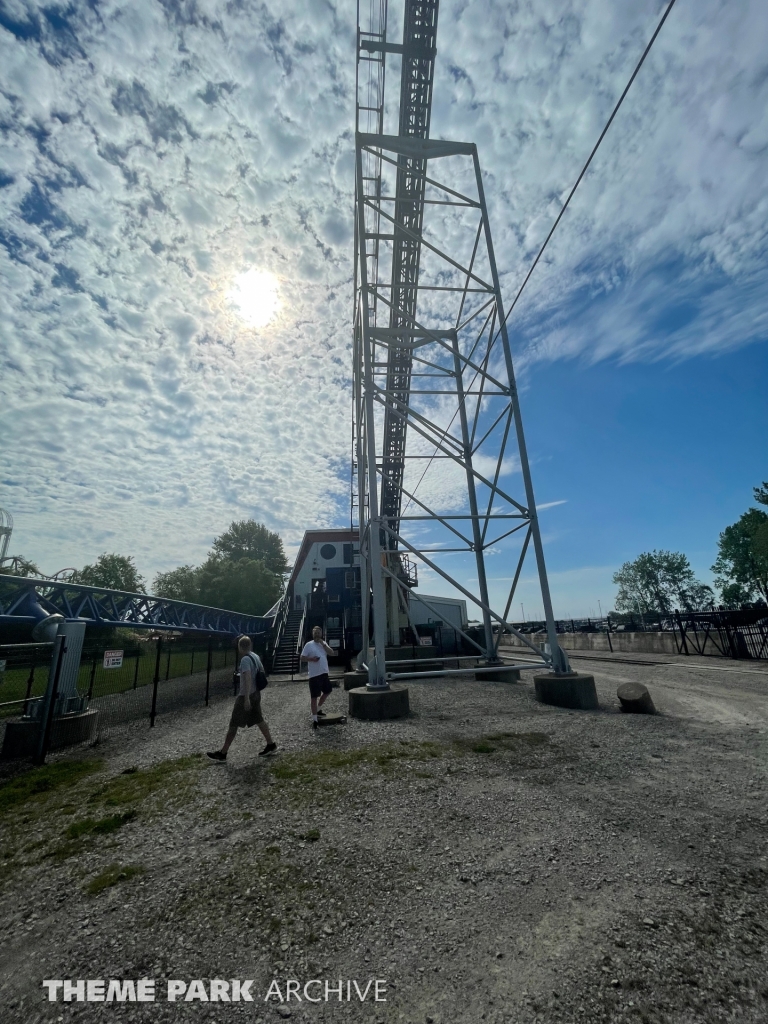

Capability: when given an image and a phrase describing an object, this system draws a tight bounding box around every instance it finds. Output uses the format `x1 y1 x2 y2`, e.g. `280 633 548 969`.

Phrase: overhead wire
498 0 679 334
401 0 680 520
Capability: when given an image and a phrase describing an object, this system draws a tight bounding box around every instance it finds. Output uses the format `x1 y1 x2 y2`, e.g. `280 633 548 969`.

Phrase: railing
291 600 308 680
270 589 291 671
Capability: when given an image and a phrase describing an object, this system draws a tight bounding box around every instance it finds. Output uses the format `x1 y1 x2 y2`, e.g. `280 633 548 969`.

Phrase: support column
451 331 496 661
473 148 569 674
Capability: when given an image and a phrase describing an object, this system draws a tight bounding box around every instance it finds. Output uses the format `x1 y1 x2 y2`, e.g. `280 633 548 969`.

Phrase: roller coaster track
379 0 439 545
0 575 270 637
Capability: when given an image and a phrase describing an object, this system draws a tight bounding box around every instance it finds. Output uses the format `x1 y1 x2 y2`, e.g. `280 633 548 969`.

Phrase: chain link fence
0 632 269 759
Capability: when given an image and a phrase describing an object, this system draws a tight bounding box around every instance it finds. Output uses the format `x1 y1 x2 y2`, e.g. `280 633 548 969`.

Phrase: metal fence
672 610 768 660
0 633 270 759
499 609 768 661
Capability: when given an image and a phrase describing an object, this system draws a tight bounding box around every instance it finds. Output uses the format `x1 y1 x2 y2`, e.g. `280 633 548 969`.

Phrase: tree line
6 520 288 618
613 481 768 616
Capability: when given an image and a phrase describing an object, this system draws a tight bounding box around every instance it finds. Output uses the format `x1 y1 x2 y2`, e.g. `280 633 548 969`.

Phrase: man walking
300 625 335 729
207 636 276 761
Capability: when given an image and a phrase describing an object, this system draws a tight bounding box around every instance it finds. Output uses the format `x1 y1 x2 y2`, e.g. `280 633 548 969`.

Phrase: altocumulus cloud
0 0 766 578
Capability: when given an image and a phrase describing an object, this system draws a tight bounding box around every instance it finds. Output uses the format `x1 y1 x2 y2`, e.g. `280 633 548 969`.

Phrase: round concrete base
348 685 410 721
1 708 100 760
533 673 599 711
617 682 655 714
343 671 369 692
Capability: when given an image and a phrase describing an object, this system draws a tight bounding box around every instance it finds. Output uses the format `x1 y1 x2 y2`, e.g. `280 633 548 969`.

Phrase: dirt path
1 655 766 1024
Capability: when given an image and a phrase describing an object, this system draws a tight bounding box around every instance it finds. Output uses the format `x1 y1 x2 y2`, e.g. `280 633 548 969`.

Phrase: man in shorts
207 636 276 761
300 625 335 729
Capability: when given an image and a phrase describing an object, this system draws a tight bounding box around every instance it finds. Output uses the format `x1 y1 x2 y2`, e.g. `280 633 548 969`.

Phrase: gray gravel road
1 653 766 1024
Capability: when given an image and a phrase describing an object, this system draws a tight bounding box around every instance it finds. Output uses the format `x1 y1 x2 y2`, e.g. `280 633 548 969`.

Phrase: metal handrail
270 589 291 670
291 600 308 678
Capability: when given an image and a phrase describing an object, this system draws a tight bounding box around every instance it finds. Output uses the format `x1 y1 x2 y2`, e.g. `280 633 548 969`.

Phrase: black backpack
233 652 269 694
247 652 269 691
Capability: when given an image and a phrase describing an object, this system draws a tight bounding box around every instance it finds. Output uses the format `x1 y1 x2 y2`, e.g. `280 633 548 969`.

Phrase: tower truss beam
353 0 570 684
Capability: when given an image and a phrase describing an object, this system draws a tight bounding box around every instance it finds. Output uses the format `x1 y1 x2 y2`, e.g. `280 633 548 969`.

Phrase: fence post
606 615 613 653
23 663 36 715
88 656 98 700
190 649 195 676
675 611 689 656
35 630 66 765
165 643 172 681
133 651 140 689
150 638 162 727
205 638 212 706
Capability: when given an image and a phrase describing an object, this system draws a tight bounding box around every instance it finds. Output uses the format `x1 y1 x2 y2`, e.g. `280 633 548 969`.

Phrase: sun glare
228 268 280 328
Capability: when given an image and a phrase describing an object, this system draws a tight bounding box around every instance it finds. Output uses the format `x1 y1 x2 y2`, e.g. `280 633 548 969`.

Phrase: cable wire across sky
402 0 681 516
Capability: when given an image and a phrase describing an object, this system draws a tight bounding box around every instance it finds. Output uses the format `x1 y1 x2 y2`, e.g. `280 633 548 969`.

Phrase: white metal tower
353 0 571 687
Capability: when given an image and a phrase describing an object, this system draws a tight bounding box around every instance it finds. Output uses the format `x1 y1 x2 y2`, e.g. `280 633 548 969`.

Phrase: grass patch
65 810 136 840
455 731 550 757
87 755 202 810
85 862 145 895
270 741 443 785
0 760 101 818
300 829 320 842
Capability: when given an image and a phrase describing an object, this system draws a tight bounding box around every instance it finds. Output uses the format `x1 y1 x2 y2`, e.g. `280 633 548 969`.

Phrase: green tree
197 556 281 616
210 520 289 577
612 550 713 615
754 481 768 506
72 554 145 593
712 507 768 605
719 581 756 610
152 565 201 602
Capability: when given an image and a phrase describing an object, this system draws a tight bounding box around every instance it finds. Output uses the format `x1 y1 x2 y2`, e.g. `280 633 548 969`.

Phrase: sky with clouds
1 0 766 617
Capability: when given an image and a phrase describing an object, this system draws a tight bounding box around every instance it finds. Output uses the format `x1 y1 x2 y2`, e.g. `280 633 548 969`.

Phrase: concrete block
533 673 599 711
617 682 656 714
479 667 521 683
348 685 410 721
343 671 369 691
1 708 99 760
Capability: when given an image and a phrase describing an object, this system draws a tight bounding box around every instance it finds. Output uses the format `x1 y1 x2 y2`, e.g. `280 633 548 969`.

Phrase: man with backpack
207 635 276 761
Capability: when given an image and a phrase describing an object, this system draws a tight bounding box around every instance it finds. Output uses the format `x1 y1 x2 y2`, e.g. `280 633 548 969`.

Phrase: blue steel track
0 575 271 637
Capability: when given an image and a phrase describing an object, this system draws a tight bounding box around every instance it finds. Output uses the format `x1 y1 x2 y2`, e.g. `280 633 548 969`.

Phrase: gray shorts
229 693 264 729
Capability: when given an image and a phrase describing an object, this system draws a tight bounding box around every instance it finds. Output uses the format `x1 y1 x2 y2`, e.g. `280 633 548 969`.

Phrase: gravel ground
1 653 767 1024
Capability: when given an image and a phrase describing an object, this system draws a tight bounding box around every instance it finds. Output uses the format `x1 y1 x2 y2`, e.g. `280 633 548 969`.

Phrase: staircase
272 610 304 674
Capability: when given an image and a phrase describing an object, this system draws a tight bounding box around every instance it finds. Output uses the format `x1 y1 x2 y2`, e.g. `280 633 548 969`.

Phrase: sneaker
312 720 318 730
206 750 226 762
258 742 277 757
317 709 327 717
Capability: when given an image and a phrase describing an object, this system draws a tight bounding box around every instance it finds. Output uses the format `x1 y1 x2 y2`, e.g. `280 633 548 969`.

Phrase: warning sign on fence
103 650 124 669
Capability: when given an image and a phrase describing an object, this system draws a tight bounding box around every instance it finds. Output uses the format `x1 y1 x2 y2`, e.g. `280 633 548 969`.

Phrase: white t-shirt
239 653 263 697
301 640 329 678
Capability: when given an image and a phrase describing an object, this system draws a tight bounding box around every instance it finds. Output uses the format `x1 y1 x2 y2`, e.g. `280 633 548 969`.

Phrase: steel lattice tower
353 0 571 687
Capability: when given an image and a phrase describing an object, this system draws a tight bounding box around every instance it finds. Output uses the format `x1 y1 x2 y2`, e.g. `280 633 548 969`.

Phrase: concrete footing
343 671 369 691
617 682 656 714
348 685 410 721
1 708 99 760
479 666 521 683
533 673 599 711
